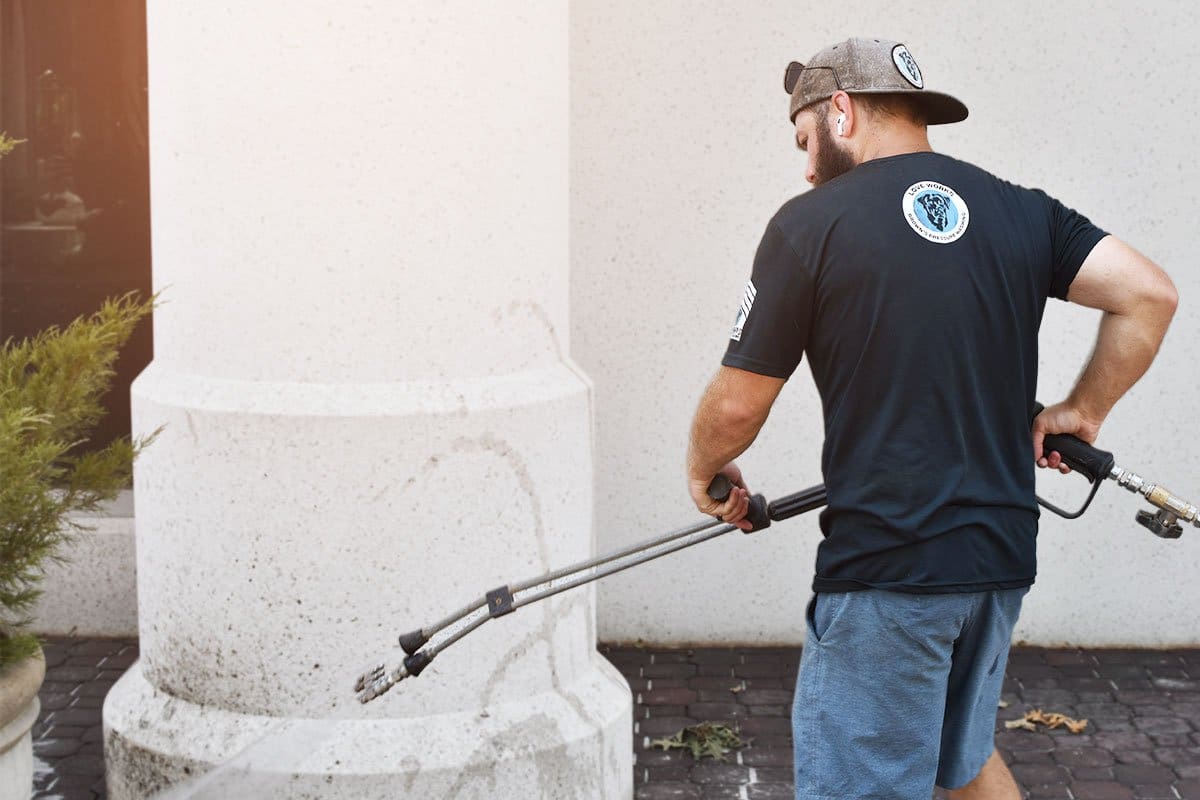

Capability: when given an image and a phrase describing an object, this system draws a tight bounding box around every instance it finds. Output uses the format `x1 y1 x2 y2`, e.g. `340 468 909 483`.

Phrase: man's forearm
1069 300 1176 422
686 374 767 481
1059 236 1178 425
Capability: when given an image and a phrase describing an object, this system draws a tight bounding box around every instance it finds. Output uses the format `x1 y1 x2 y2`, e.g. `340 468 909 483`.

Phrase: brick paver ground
603 644 1200 800
28 636 1200 799
32 637 136 800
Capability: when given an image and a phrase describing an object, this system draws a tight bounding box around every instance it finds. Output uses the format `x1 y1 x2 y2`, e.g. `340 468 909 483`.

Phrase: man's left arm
687 366 786 530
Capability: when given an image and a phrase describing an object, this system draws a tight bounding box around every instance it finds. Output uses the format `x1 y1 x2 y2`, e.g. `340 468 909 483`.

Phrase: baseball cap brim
784 59 968 126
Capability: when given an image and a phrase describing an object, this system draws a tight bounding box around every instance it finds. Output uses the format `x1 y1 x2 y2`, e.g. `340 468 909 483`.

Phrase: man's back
724 151 1108 592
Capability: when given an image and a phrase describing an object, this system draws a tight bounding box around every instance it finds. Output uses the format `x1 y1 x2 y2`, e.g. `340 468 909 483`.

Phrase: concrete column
103 3 631 797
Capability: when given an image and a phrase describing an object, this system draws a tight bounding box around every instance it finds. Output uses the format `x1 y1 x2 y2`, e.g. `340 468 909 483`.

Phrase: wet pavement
29 636 1200 799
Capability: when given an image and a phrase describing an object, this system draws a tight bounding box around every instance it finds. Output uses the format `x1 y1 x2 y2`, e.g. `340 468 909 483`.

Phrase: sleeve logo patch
902 181 969 243
729 280 757 341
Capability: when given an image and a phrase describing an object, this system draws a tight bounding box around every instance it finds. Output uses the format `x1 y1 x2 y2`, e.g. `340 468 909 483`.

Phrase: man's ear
830 90 854 137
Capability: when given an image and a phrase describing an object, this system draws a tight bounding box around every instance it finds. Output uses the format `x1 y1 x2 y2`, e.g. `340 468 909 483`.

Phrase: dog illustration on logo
916 192 951 231
896 50 921 84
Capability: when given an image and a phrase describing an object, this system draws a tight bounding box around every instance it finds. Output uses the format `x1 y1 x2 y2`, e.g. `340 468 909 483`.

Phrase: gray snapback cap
785 37 968 125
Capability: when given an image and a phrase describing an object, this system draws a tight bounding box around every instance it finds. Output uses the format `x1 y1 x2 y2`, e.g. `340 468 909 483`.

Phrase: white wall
572 0 1200 647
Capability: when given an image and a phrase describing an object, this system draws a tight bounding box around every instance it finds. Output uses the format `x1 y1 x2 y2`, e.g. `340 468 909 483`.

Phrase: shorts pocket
805 592 845 645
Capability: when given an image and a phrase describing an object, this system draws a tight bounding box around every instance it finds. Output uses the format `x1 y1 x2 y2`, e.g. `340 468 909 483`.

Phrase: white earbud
835 114 847 136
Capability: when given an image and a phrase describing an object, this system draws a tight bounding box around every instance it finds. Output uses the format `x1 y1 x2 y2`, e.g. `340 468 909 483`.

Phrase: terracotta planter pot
0 647 46 800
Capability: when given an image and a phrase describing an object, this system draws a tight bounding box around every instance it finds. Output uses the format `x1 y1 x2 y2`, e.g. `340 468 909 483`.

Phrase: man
686 38 1178 800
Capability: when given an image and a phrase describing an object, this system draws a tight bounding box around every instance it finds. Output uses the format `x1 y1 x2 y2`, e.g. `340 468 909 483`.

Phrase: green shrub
0 294 155 670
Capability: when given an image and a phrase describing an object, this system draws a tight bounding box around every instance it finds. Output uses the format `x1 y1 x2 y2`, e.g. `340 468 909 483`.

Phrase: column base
104 657 632 799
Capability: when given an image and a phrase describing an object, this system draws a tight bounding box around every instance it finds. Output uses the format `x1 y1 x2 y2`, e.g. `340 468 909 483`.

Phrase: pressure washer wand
353 478 825 703
354 406 1194 703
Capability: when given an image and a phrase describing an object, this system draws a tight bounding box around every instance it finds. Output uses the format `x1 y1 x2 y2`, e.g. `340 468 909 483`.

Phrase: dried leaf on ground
1026 708 1088 734
1005 708 1088 734
648 722 750 761
1004 718 1038 732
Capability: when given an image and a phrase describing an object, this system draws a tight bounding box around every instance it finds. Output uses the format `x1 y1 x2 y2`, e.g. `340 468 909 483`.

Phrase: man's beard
811 123 858 186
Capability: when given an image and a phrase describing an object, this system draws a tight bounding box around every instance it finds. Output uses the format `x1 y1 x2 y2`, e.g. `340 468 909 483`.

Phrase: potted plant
0 134 155 798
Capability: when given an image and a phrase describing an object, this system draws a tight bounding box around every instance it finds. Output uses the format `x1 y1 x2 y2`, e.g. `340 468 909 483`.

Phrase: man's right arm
1034 235 1179 467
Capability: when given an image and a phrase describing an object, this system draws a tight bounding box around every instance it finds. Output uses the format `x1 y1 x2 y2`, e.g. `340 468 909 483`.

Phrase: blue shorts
791 587 1028 799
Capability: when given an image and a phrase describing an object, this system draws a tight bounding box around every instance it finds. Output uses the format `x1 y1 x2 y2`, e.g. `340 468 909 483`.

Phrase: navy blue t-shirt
722 151 1108 593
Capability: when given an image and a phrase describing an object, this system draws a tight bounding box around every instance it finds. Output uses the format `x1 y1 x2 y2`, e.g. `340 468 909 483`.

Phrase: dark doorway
1 0 152 453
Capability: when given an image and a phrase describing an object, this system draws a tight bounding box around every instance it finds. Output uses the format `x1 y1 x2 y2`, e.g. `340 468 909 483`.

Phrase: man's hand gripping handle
707 475 771 532
1032 401 1116 482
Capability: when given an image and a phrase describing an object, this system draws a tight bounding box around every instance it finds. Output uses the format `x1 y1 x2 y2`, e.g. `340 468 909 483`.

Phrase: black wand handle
706 475 772 531
1032 402 1116 483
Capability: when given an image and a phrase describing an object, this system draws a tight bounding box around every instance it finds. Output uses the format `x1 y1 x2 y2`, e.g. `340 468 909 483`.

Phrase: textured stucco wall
572 0 1200 646
38 2 1198 654
28 493 137 637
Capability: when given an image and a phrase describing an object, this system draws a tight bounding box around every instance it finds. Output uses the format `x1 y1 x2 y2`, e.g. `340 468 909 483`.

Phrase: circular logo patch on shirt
901 181 969 244
892 44 924 89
